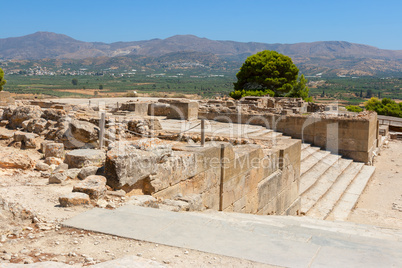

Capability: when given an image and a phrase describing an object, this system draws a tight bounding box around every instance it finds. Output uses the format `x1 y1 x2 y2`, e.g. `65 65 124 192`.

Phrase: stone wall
105 138 301 215
199 111 377 163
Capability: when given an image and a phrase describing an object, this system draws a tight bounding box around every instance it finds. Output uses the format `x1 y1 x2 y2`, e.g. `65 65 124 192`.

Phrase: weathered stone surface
23 134 37 149
8 105 43 129
120 102 148 115
64 168 81 180
148 103 170 116
1 106 15 121
42 108 67 121
59 192 90 207
65 149 106 168
105 139 173 189
40 140 53 153
44 157 63 166
127 118 162 136
49 172 68 184
167 101 199 120
44 143 64 159
107 189 126 197
162 199 190 211
14 131 38 148
35 161 51 171
78 166 99 180
69 119 100 143
126 195 157 206
73 175 107 200
0 120 8 127
22 118 48 134
0 151 35 169
179 194 203 211
54 163 69 172
33 118 48 133
0 132 13 140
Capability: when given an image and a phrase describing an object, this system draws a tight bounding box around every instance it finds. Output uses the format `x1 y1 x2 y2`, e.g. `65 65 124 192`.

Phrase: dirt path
348 139 402 229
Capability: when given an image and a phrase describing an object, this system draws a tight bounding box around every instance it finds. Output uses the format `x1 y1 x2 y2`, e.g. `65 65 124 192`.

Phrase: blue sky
2 0 401 49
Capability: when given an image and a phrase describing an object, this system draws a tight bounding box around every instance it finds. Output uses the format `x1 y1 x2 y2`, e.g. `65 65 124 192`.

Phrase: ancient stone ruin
0 96 381 216
0 95 399 266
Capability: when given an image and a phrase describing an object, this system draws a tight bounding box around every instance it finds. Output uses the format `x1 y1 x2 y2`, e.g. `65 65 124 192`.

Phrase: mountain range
1 32 402 76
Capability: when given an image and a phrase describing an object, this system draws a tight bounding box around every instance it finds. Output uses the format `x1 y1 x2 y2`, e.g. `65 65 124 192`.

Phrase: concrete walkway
62 205 402 267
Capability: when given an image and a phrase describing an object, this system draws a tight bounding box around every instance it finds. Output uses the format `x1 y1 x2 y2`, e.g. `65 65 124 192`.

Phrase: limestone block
257 170 282 211
64 168 81 180
65 149 106 168
126 195 157 206
45 143 64 159
40 140 54 153
162 199 190 211
73 175 107 200
59 192 90 207
105 139 174 189
178 194 203 211
9 105 43 129
0 120 8 127
149 151 197 191
148 103 170 116
35 161 50 171
33 118 48 133
42 108 67 121
78 166 99 180
201 186 220 210
0 150 35 170
0 132 13 140
127 118 162 136
45 157 63 166
49 172 68 184
14 131 38 148
283 197 301 216
167 101 199 120
69 119 100 144
120 102 148 115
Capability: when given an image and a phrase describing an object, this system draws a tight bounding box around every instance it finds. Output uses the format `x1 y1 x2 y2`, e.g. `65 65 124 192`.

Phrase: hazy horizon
2 0 402 50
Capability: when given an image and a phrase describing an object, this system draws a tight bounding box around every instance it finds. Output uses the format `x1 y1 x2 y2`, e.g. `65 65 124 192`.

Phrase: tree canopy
230 50 311 101
0 68 6 91
71 78 78 86
365 97 402 118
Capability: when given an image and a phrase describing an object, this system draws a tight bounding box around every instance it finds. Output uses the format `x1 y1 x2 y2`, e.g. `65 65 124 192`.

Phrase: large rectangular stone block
257 170 282 211
120 102 148 115
167 102 199 120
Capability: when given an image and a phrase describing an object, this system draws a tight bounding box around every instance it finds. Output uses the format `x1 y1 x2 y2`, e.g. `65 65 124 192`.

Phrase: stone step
301 158 353 214
301 143 311 150
300 145 321 162
300 150 331 176
248 131 284 141
306 162 364 220
251 128 273 136
300 154 341 195
327 165 376 221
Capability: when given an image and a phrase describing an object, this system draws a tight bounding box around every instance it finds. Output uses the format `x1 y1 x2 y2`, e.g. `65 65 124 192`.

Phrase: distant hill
1 32 402 76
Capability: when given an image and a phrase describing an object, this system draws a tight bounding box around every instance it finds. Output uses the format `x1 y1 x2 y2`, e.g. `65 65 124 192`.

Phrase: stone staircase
161 119 376 221
300 143 376 221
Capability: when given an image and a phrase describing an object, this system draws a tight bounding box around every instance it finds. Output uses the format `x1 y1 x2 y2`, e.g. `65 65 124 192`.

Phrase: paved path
63 205 402 268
